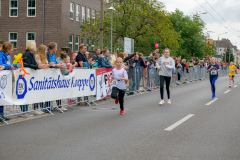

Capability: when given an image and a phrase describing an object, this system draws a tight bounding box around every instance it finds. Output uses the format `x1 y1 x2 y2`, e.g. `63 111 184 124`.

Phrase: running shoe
120 110 125 115
212 94 216 99
159 100 164 105
115 98 119 104
229 85 231 88
167 99 171 104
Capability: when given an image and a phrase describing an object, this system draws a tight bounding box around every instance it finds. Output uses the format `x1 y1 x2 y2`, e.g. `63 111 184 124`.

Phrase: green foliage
168 9 206 59
80 1 208 58
222 46 235 63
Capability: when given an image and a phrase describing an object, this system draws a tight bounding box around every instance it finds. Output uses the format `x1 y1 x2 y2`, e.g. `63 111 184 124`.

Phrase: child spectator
0 42 19 121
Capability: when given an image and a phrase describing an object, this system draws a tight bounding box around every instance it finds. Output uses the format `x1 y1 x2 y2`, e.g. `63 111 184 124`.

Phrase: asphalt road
1 75 240 160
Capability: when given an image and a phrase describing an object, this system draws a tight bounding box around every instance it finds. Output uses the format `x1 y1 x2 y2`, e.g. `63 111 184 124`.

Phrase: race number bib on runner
230 69 233 72
112 79 118 86
211 70 217 75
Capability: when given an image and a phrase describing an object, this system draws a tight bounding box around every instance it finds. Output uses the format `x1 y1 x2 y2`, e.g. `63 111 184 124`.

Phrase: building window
81 37 84 44
26 32 35 44
70 2 74 20
96 11 100 22
75 36 79 52
92 40 94 50
9 32 17 48
92 9 95 22
76 5 80 21
69 35 73 51
82 6 85 22
27 0 36 17
87 37 90 51
87 8 90 22
9 0 18 17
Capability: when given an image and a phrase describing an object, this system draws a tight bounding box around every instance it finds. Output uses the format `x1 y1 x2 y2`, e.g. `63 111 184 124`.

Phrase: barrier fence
0 66 229 124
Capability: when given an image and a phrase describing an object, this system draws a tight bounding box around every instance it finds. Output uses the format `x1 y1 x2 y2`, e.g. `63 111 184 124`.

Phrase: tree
168 9 206 59
222 46 234 63
205 41 217 57
79 0 182 55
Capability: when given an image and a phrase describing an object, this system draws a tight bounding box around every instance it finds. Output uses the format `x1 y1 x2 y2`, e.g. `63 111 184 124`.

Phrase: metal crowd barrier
1 66 229 124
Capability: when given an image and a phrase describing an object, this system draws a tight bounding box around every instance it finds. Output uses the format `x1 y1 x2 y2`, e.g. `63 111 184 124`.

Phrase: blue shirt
0 51 18 69
207 63 219 79
47 50 58 64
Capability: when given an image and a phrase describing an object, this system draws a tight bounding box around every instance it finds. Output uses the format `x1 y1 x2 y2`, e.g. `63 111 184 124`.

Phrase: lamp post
217 32 227 62
108 4 115 54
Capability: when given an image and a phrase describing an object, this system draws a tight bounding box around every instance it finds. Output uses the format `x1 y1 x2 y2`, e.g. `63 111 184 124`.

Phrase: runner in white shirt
108 57 128 115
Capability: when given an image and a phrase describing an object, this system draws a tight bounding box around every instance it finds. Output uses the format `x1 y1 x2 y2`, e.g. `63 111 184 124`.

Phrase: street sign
124 37 134 54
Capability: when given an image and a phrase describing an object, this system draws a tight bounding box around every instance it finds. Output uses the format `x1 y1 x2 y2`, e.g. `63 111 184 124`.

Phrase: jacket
0 51 17 69
22 50 39 70
92 53 100 62
124 53 136 63
98 55 112 68
56 57 68 75
47 50 58 64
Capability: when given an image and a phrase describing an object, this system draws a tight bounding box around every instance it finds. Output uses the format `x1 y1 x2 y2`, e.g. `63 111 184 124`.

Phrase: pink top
66 63 78 72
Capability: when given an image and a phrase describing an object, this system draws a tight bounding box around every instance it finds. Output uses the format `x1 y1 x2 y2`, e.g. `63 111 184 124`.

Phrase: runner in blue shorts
207 57 220 99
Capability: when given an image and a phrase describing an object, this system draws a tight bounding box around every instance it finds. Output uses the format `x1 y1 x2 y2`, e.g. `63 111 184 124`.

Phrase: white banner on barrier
0 70 13 105
12 68 96 105
96 68 113 100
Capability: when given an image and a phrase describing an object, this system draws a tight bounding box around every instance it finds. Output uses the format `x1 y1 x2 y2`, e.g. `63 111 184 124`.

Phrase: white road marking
205 98 218 106
234 85 238 88
164 114 194 131
224 90 231 94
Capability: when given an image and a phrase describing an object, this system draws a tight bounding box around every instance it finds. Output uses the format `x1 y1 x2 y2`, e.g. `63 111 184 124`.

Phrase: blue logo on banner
89 74 95 91
16 75 27 99
0 75 7 89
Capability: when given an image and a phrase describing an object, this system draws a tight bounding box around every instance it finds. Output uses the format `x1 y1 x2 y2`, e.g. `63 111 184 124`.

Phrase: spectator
35 45 55 67
92 48 101 62
0 42 19 121
35 45 59 112
123 52 136 92
76 44 91 105
56 52 77 105
56 51 77 76
185 59 189 73
47 42 64 111
175 59 182 84
98 49 112 68
76 44 93 68
21 41 48 116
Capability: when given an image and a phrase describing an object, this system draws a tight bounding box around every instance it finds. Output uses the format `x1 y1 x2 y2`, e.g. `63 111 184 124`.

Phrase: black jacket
124 53 136 63
139 58 147 68
22 50 39 70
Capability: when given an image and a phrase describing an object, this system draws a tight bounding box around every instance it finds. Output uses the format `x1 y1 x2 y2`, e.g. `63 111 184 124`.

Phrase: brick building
0 0 109 52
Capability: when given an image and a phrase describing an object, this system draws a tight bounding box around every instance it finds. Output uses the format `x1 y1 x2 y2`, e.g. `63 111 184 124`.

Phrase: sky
160 0 240 49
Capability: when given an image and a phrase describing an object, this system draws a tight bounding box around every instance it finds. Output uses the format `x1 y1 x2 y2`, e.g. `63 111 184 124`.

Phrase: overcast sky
160 0 240 49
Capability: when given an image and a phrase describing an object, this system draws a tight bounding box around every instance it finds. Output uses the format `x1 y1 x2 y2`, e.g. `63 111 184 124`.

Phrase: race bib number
230 69 233 72
112 79 118 86
211 70 217 75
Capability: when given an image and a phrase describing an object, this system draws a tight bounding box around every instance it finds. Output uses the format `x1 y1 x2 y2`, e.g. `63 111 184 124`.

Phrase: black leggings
160 75 171 100
111 87 125 110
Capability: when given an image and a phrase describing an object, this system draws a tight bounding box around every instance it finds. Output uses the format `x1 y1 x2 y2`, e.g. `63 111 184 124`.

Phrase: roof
213 38 234 48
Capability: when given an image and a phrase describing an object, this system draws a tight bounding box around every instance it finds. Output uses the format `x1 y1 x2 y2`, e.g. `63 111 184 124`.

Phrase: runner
206 57 220 99
108 57 128 115
228 62 236 88
156 48 175 105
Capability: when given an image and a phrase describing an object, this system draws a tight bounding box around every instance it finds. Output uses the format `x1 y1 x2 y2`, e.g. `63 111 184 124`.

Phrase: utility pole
99 0 104 50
